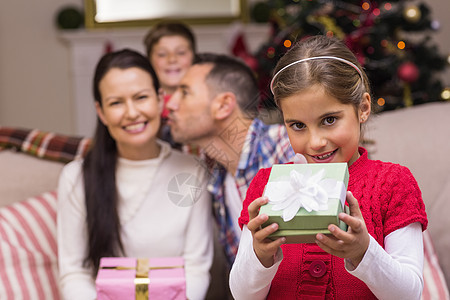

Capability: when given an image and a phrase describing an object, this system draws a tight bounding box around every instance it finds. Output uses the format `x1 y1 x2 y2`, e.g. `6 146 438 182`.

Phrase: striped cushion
0 191 60 299
422 230 450 300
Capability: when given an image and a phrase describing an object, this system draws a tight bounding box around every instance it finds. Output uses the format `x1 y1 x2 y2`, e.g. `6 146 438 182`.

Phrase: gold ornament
403 5 421 23
441 88 450 101
309 15 345 39
403 84 413 107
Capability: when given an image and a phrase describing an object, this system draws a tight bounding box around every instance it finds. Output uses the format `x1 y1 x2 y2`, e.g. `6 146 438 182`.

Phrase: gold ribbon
101 258 184 300
135 258 150 300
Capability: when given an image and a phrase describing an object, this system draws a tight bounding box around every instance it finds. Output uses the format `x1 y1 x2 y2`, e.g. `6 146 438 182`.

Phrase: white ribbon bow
264 154 345 222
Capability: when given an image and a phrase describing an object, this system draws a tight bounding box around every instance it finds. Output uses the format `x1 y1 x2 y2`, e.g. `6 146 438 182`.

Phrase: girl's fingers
265 236 286 251
339 213 364 234
247 196 285 249
315 236 335 254
248 196 269 221
346 191 362 218
316 238 347 258
248 215 281 243
316 229 357 258
341 192 366 236
318 215 362 247
314 193 370 263
247 213 268 232
254 236 285 268
253 222 279 242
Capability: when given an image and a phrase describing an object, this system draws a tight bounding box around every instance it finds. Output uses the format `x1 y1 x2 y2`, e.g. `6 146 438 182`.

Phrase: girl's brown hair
272 35 371 113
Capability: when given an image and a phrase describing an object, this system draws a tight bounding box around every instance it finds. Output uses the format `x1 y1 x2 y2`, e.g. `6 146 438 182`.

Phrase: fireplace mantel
59 23 270 136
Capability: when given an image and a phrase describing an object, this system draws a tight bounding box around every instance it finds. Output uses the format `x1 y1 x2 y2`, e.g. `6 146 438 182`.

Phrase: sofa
1 101 449 299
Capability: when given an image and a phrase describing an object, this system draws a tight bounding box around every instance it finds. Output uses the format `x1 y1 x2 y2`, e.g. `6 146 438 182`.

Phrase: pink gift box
96 257 186 300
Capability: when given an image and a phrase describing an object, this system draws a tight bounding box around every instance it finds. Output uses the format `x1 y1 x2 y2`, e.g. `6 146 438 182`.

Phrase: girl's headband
270 56 364 94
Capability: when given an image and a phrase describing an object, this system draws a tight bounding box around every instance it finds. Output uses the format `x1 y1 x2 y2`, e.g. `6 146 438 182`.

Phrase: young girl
229 35 427 299
57 49 212 300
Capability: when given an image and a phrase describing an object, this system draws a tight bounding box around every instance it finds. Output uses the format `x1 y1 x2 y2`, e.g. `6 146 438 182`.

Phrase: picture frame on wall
84 0 248 28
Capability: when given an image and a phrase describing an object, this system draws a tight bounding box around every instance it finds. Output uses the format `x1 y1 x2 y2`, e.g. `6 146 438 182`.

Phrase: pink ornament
397 62 419 83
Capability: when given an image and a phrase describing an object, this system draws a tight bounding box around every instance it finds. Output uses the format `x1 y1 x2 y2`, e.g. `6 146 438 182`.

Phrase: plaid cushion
0 127 90 163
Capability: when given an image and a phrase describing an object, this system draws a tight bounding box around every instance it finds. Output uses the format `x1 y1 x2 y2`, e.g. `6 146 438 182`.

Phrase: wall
1 0 449 136
0 0 82 135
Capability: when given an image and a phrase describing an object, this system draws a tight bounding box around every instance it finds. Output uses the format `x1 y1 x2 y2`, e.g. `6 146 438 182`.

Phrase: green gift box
261 163 349 244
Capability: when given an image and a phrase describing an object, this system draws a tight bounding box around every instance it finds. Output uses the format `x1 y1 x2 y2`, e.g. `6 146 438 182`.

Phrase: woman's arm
182 173 214 300
57 162 97 300
347 222 424 300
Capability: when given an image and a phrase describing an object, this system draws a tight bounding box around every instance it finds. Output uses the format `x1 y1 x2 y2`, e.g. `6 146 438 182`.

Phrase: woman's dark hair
83 48 159 275
143 21 196 57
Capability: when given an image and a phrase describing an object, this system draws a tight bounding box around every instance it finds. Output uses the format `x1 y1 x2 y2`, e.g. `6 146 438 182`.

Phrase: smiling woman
84 0 247 28
95 66 162 160
57 48 213 300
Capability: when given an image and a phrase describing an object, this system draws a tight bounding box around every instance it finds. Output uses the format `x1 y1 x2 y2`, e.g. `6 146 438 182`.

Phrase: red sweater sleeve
238 167 272 229
382 164 428 235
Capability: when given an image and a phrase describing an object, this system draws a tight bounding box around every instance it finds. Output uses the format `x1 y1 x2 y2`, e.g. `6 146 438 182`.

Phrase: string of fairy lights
245 0 450 111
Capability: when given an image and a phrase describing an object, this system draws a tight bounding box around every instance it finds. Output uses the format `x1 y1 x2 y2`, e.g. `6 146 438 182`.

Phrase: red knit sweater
239 147 428 299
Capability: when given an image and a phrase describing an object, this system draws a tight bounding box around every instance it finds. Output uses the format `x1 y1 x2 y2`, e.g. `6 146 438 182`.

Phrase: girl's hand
315 191 370 267
247 196 286 268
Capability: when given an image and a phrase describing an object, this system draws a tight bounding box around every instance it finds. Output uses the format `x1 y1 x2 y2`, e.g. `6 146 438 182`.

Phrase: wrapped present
95 257 186 300
261 163 349 244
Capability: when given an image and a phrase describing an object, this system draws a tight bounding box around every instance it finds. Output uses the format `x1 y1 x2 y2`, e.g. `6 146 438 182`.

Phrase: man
167 53 295 265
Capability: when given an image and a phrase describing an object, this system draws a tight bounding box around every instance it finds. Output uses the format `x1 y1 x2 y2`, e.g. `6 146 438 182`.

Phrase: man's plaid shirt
207 118 295 266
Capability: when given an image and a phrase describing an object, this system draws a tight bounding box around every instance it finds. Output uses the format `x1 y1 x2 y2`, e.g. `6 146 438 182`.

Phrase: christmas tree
240 0 449 112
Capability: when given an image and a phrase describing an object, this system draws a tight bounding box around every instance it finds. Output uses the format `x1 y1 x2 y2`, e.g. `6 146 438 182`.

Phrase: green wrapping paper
260 163 349 244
